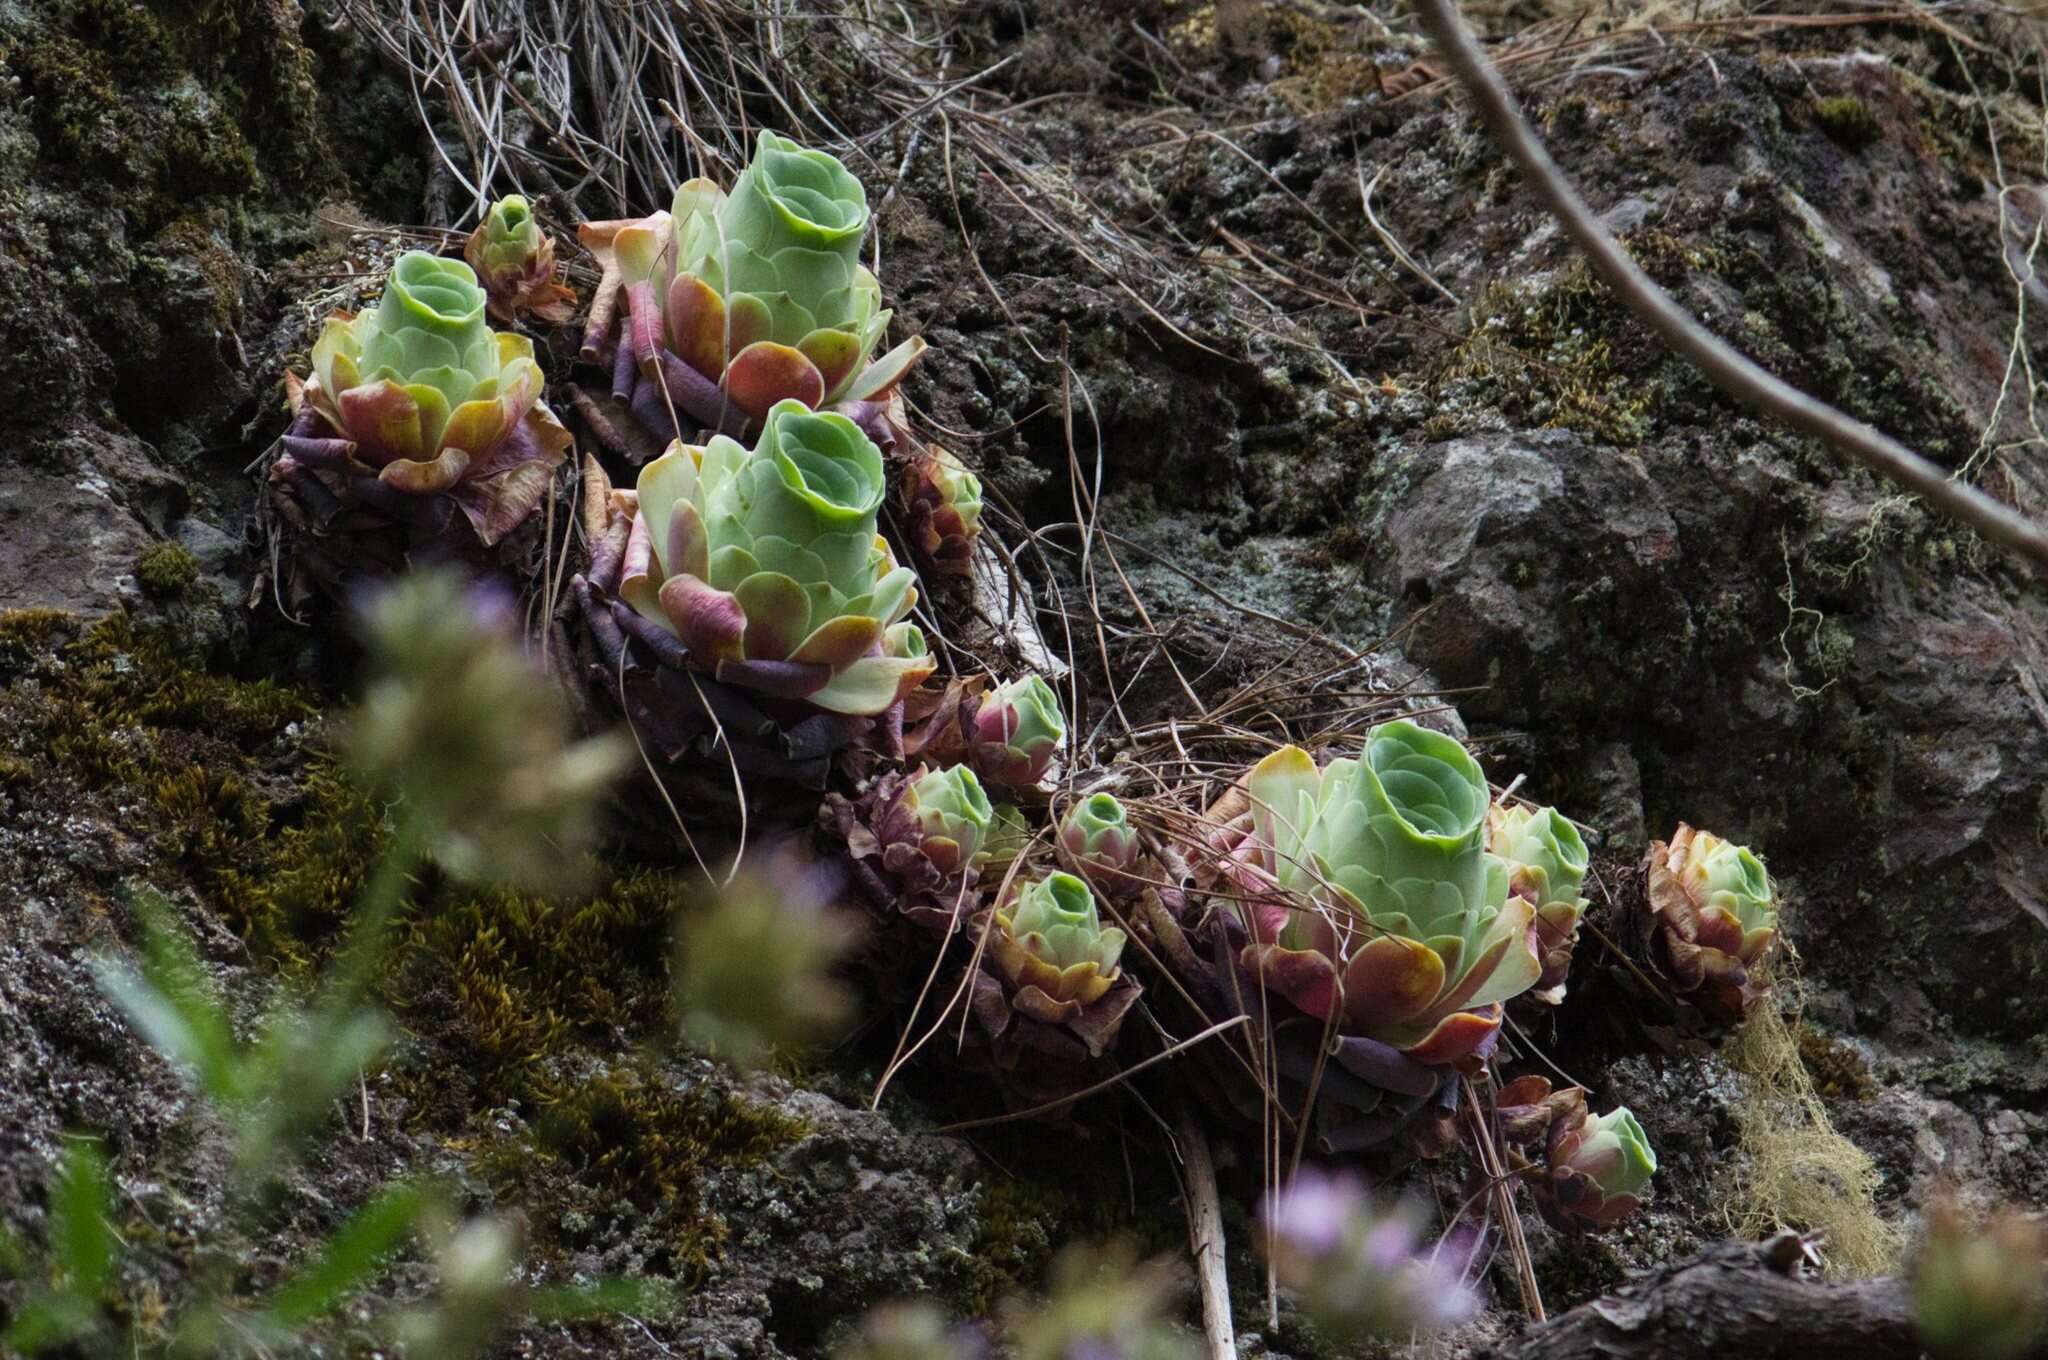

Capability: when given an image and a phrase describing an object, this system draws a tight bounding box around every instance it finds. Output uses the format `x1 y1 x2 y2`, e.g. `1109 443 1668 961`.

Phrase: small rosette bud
464 195 577 324
903 764 995 875
1057 792 1142 894
1261 1167 1480 1341
901 447 983 577
825 763 992 930
968 674 1064 788
1912 1200 2048 1360
1543 1094 1655 1230
1644 823 1779 1023
1487 804 1589 1004
990 872 1126 1024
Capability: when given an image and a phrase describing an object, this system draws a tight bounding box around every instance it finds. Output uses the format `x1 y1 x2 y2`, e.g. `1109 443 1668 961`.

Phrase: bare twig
1412 0 2048 574
1175 1099 1237 1360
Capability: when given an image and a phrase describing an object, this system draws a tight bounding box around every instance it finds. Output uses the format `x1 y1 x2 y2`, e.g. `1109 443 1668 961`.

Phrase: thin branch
1174 1099 1237 1360
1411 0 2048 574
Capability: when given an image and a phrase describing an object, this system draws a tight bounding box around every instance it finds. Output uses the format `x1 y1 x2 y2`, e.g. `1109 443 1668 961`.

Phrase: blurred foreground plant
837 1243 1193 1360
1 571 649 1356
351 569 627 896
1260 1167 1479 1342
674 853 862 1069
1005 1242 1197 1360
1912 1199 2048 1360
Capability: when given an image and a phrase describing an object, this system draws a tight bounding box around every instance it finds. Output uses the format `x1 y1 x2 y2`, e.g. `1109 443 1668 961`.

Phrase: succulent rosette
901 446 984 577
1487 1076 1654 1230
464 195 577 324
616 399 936 715
992 872 1128 1017
279 251 572 548
975 872 1141 1059
1643 823 1779 1022
1057 792 1142 894
1543 1095 1656 1230
579 131 924 439
1487 804 1589 1004
967 675 1065 788
1216 721 1543 1067
825 763 995 930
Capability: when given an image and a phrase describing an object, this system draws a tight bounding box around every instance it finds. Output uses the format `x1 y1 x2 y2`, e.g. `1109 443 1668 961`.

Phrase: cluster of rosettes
821 678 1152 1062
277 135 987 619
256 124 1827 1279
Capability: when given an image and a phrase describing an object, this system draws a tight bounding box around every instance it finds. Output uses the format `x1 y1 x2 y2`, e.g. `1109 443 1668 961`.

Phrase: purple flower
1259 1169 1481 1341
1263 1166 1366 1264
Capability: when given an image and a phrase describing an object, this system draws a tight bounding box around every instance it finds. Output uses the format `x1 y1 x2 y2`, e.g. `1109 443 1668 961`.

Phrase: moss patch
0 607 806 1281
1812 95 1882 151
0 609 369 968
386 865 685 1106
137 542 200 597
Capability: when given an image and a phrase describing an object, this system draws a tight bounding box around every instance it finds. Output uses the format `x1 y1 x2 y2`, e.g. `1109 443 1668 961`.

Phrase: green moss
63 615 314 736
1429 224 1724 443
137 541 200 597
0 608 361 968
531 1063 809 1207
1813 95 1882 151
0 609 75 652
964 1178 1063 1314
1436 261 1657 445
390 866 684 1102
460 1059 810 1277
